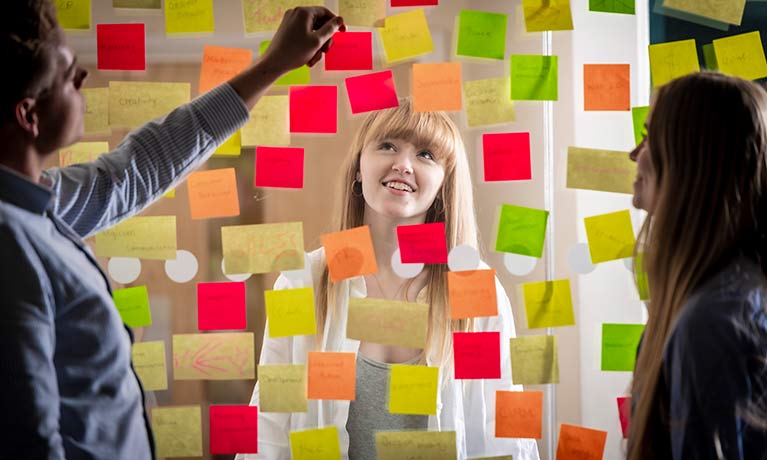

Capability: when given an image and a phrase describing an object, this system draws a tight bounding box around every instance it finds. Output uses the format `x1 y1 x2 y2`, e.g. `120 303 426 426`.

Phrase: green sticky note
113 0 161 8
260 41 310 86
632 106 649 146
509 335 559 385
113 286 152 328
589 0 635 14
55 0 91 30
702 43 718 71
522 279 575 329
584 210 636 263
495 204 549 258
456 10 507 60
164 0 214 34
648 39 700 88
511 55 558 101
265 287 317 338
634 252 650 301
601 323 644 371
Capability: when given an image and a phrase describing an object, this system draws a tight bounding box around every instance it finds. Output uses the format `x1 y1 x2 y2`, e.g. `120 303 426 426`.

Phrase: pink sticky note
290 86 338 134
255 146 304 189
617 396 631 439
453 331 501 379
396 222 448 264
197 282 247 331
210 405 258 454
483 132 532 182
97 23 146 71
391 0 438 6
325 31 373 71
345 70 399 114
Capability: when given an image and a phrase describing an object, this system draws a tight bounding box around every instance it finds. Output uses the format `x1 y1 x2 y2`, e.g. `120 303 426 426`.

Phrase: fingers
314 16 344 44
307 50 323 67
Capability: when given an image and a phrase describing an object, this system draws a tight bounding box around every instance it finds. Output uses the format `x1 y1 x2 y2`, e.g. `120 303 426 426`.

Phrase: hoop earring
352 179 364 198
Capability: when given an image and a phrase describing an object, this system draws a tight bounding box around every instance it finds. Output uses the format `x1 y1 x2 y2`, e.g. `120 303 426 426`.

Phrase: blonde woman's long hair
316 99 479 365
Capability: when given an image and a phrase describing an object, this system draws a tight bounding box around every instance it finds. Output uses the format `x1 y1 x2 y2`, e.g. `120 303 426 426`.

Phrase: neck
0 131 45 182
363 206 426 278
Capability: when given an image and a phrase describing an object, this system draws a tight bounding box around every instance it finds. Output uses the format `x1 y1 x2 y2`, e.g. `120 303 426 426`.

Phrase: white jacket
238 248 540 460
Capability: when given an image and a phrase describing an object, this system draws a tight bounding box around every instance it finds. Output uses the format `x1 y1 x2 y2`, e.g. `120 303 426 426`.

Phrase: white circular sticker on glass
568 243 596 274
448 244 480 272
503 253 537 276
391 248 424 279
107 257 142 284
165 250 199 283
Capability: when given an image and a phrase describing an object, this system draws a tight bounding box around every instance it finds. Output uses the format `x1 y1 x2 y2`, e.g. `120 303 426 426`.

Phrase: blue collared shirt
0 83 249 459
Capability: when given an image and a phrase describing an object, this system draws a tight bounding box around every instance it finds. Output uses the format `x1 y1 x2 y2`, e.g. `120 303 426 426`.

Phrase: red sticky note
391 0 438 6
584 64 631 111
289 86 337 134
617 396 631 439
96 23 145 71
197 282 247 331
483 132 532 182
557 423 608 460
255 146 304 189
453 331 501 379
397 222 448 264
325 31 373 71
345 70 399 114
209 405 258 454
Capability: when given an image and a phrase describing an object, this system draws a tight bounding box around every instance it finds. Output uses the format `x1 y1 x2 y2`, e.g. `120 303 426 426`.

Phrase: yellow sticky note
164 0 214 34
339 0 386 27
94 215 177 260
163 188 176 198
379 9 434 63
264 287 316 337
59 141 109 167
241 95 290 147
376 431 457 460
221 222 304 274
713 31 767 81
242 0 320 33
172 332 255 380
108 81 190 128
290 426 341 460
509 335 559 385
566 147 636 194
663 0 745 26
258 364 308 412
464 77 516 127
152 406 202 458
522 0 574 32
347 298 429 349
389 364 439 415
82 88 110 134
213 131 242 157
584 210 635 263
56 0 91 30
522 279 575 329
648 39 700 88
132 341 168 391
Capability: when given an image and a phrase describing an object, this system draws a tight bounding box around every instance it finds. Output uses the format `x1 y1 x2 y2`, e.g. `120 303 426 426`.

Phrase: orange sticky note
199 45 252 94
496 390 543 439
187 168 240 219
412 62 462 112
447 269 498 320
307 351 356 400
321 226 378 282
556 423 608 460
583 64 630 111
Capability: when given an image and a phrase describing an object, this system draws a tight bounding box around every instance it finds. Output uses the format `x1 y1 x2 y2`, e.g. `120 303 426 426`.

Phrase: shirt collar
0 165 54 214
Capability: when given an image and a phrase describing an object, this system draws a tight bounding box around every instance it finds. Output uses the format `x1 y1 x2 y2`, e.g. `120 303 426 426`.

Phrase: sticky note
654 0 730 32
556 423 608 460
583 64 630 111
469 456 515 460
95 215 177 260
566 146 636 194
495 204 549 257
457 10 507 60
326 32 374 71
243 0 315 33
447 269 498 319
209 405 258 454
376 431 456 460
464 77 516 127
662 0 745 26
632 106 649 146
258 364 308 412
522 0 574 32
290 426 341 460
172 332 255 380
186 168 240 219
221 222 304 274
255 146 304 189
259 41 310 86
389 364 439 415
242 95 290 147
347 298 429 349
113 285 152 327
522 279 575 329
56 0 91 30
345 70 400 114
589 0 635 14
412 62 462 112
496 390 543 438
163 188 175 198
483 132 532 182
703 43 719 70
197 281 246 331
113 0 161 8
511 55 558 100
97 23 145 71
379 9 434 63
199 45 252 94
648 39 699 88
617 396 631 438
397 222 448 264
152 406 202 458
213 131 242 157
82 88 110 134
339 0 385 27
453 331 501 379
509 335 559 384
307 352 356 400
59 141 108 167
601 323 644 371
132 340 168 391
713 31 767 81
635 252 650 301
108 81 190 128
164 0 214 34
391 0 438 5
584 210 635 263
321 226 378 282
264 287 316 337
289 86 337 134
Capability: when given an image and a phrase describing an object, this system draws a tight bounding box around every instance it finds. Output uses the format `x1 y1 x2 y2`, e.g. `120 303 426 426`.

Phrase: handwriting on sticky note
199 45 252 93
396 222 448 263
290 426 341 460
511 54 559 100
326 31 374 71
495 203 549 257
56 0 91 30
483 132 531 182
389 364 439 415
496 390 543 438
601 323 644 371
259 364 308 412
108 81 190 128
448 269 498 319
243 0 318 33
221 222 304 274
242 95 290 147
412 62 462 112
583 64 630 111
713 31 767 81
522 279 575 329
339 0 385 27
186 168 240 219
209 405 258 454
307 352 356 400
584 209 635 263
347 298 429 349
197 281 247 331
566 146 636 194
97 23 145 71
379 9 434 63
152 406 202 458
82 88 110 134
132 341 168 391
663 0 745 26
172 332 255 380
95 215 177 260
321 226 378 282
376 431 457 460
164 0 214 34
510 334 559 384
345 70 399 114
59 141 108 167
522 0 574 32
265 287 316 337
457 9 507 60
453 331 501 379
113 285 152 328
556 423 608 460
255 146 304 189
465 77 516 127
648 39 699 88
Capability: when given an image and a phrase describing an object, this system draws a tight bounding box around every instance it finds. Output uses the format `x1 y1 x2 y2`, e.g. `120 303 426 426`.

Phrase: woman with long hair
628 72 767 459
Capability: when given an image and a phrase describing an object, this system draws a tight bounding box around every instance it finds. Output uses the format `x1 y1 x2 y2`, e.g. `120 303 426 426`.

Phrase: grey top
347 353 429 460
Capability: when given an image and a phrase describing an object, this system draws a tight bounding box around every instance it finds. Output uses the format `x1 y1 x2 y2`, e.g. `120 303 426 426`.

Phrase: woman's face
357 138 446 222
629 108 657 213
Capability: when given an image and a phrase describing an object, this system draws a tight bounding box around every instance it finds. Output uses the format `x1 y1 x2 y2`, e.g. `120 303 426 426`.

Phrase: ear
15 98 40 138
